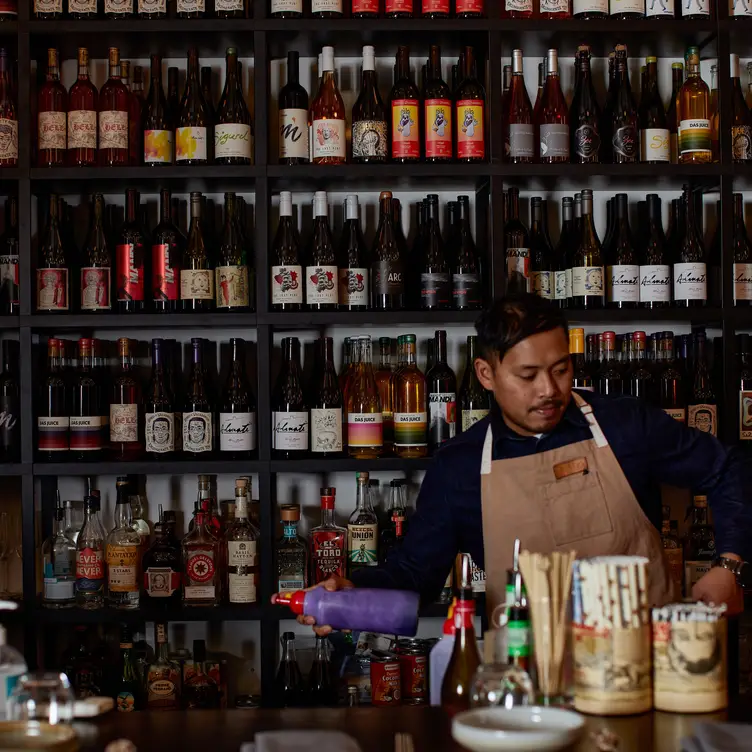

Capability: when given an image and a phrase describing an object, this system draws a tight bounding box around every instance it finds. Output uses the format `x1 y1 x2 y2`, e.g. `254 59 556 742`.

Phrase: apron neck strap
571 391 609 448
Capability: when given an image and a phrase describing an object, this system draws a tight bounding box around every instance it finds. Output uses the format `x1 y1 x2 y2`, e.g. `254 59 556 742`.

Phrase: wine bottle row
37 46 252 168
33 0 247 19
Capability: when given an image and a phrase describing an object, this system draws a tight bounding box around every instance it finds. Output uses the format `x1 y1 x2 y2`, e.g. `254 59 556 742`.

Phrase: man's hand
296 576 354 637
691 562 744 616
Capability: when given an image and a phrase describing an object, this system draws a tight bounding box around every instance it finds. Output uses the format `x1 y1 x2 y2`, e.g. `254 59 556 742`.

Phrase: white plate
451 706 585 752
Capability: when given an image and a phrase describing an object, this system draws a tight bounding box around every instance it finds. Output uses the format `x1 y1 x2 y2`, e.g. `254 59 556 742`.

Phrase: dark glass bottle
144 54 173 167
36 196 69 313
734 192 752 307
674 184 707 308
0 195 18 315
142 513 182 606
271 192 303 311
639 56 670 164
145 339 175 459
116 189 147 314
152 189 183 312
110 337 143 461
80 195 111 313
177 0 206 19
599 52 617 164
571 189 604 309
138 0 168 17
640 194 671 309
555 197 574 308
422 46 452 163
605 193 639 309
455 46 485 163
219 338 256 458
167 67 180 126
306 191 338 311
183 338 214 456
687 330 717 436
176 49 210 166
201 67 214 123
0 339 18 462
610 45 638 164
352 45 387 164
0 49 15 170
453 195 481 310
308 635 337 707
215 48 252 166
569 328 593 390
215 0 246 17
426 330 456 453
420 195 451 310
738 333 752 443
216 193 250 311
69 337 102 460
666 63 683 164
181 192 214 312
38 338 68 460
458 335 490 432
371 191 405 310
504 187 530 294
275 632 304 707
272 337 308 459
389 46 420 164
279 52 309 165
337 195 369 311
310 337 343 457
570 45 600 164
597 331 623 396
529 197 555 301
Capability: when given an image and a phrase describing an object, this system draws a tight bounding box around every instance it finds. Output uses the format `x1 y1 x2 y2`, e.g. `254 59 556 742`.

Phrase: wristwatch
711 557 749 586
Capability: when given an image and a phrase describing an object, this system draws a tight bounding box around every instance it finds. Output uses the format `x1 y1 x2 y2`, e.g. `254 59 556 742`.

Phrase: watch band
711 557 745 584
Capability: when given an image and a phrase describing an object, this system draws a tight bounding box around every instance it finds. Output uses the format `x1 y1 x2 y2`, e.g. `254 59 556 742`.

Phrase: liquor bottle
277 505 307 592
152 189 182 311
217 338 256 457
142 511 182 605
146 624 181 709
421 195 451 310
0 339 18 461
627 331 654 400
183 641 221 709
571 189 604 309
181 192 214 310
379 480 407 564
337 195 368 311
176 0 205 16
529 198 555 301
426 330 457 453
639 57 670 164
38 338 68 459
183 503 220 607
38 48 67 168
0 196 18 315
278 52 309 165
504 187 530 294
674 185 707 307
504 50 533 164
272 337 308 458
458 336 490 431
143 54 173 166
97 48 129 167
176 49 210 166
79 195 110 313
609 45 638 164
307 635 337 707
275 632 304 708
75 494 106 609
610 0 642 17
144 339 175 458
346 336 383 459
42 501 76 609
537 50 569 164
372 191 405 310
271 192 303 310
677 48 710 164
373 337 394 452
106 477 141 610
115 625 142 712
639 194 671 309
311 47 346 166
453 195 481 310
394 334 427 458
306 192 338 310
734 193 752 306
0 50 15 168
348 472 378 575
226 478 259 605
423 46 452 162
597 331 622 396
390 46 420 164
183 338 214 456
605 194 639 309
350 46 387 164
684 496 715 595
70 338 103 459
309 337 343 456
115 189 146 313
664 62 683 164
738 334 752 441
731 55 752 164
570 46 600 164
687 330 717 436
455 46 485 163
110 338 142 460
310 488 347 585
215 193 249 310
215 48 252 165
658 333 685 422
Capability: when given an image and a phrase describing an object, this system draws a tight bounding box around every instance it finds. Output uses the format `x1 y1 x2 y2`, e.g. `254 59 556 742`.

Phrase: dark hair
475 293 568 363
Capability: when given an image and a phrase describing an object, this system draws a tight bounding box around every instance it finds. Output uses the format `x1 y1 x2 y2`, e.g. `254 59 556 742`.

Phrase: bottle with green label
347 471 378 575
677 47 711 165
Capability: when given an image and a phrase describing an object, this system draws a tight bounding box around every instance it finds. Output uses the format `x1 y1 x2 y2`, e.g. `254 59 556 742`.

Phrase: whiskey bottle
146 624 181 709
684 495 715 596
106 477 141 610
310 487 347 585
219 338 256 457
348 472 378 575
145 338 175 458
394 334 427 457
226 478 259 605
183 498 220 607
276 505 307 593
310 337 343 456
75 494 105 610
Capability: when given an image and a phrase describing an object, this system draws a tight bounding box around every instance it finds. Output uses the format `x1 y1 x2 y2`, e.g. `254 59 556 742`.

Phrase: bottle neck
692 505 708 526
320 504 335 526
282 520 298 539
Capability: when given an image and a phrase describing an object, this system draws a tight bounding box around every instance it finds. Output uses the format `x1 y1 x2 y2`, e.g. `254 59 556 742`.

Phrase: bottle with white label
306 191 338 310
529 197 555 301
571 189 604 308
640 194 671 309
220 338 257 457
176 48 210 166
505 187 530 293
573 0 607 14
271 0 302 16
226 478 259 605
279 51 309 165
271 192 304 310
311 46 346 164
538 49 569 164
605 194 639 309
104 0 134 15
310 337 343 456
555 197 574 306
35 0 64 18
681 0 709 17
733 192 752 306
181 193 214 312
732 0 752 15
312 0 342 16
110 337 143 461
609 0 643 18
738 334 752 441
506 49 534 164
687 331 717 437
183 338 214 456
215 48 252 165
272 337 309 459
674 184 707 307
677 47 711 163
639 57 670 163
145 339 175 459
731 54 752 164
337 195 369 311
215 0 246 16
176 0 206 16
645 0 673 13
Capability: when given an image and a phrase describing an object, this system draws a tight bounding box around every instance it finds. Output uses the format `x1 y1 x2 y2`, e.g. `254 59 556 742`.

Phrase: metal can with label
369 650 402 706
396 638 429 705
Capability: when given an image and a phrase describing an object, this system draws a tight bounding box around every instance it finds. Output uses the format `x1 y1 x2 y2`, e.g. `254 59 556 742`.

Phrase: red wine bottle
279 52 309 165
116 189 147 313
152 189 183 312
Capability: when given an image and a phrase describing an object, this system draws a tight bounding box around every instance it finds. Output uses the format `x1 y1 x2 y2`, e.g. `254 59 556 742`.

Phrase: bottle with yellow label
106 476 141 610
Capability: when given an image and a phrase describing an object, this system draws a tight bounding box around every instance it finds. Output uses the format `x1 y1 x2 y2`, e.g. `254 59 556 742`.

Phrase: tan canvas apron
480 392 674 623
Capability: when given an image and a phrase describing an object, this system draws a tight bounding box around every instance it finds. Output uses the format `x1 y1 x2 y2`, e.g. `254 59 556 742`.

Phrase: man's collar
491 392 589 441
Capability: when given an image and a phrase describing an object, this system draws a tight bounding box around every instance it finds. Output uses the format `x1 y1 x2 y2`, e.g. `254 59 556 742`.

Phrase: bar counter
74 703 752 752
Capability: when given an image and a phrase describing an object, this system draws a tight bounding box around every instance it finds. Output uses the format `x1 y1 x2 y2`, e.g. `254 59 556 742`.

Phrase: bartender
300 293 751 634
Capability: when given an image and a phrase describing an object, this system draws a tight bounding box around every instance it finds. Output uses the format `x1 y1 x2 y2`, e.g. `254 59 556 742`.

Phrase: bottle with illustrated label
731 55 752 164
570 45 600 165
271 192 303 310
279 52 309 165
537 49 569 164
106 477 141 610
337 195 369 311
645 0 673 15
734 193 752 306
504 187 530 294
371 191 405 310
226 478 259 605
182 192 214 311
38 338 68 459
116 188 147 313
271 0 302 19
111 337 143 460
599 53 617 164
421 195 451 310
142 507 182 606
505 50 533 165
145 339 175 459
35 0 63 17
540 0 570 16
394 334 427 458
145 623 181 709
183 502 220 607
139 0 168 17
219 338 256 458
738 334 752 441
216 0 247 16
426 330 456 453
311 47 346 165
152 189 183 312
571 189 604 308
390 46 420 164
216 193 250 310
352 46 387 163
347 336 383 459
42 501 76 609
70 338 103 459
555 197 574 307
348 472 379 575
272 337 309 458
104 0 134 16
454 195 481 310
687 330 717 436
310 488 346 584
98 47 129 167
373 338 394 453
176 0 206 17
504 0 532 19
678 48 710 164
573 0 607 17
675 184 707 307
177 49 210 165
215 48 252 165
38 48 67 168
310 337 343 457
682 0 709 17
684 496 715 596
455 46 485 162
609 45 638 164
306 192 338 310
639 57 670 163
459 336 490 432
183 338 214 456
277 505 307 592
76 494 106 609
529 198 555 301
79 195 110 313
605 194 639 309
423 45 452 162
37 197 69 313
640 194 671 309
65 47 96 168
143 54 173 166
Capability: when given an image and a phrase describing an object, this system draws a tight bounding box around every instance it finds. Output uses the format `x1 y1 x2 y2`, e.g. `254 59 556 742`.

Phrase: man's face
189 419 205 443
475 328 573 437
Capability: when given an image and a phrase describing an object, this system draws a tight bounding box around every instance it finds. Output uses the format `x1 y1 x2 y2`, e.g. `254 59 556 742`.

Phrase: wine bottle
530 198 555 300
183 338 214 456
674 184 706 307
216 193 249 310
570 328 593 390
35 0 63 17
646 0 673 15
66 47 97 168
0 339 18 461
38 338 68 459
145 338 175 458
176 49 210 166
311 47 346 165
537 49 569 164
36 196 69 312
352 46 387 163
338 195 369 311
640 194 671 309
0 50 15 168
347 336 383 459
305 192 338 310
421 195 451 310
423 46 452 162
216 0 246 16
152 189 183 312
386 0 412 16
177 0 205 16
0 196 18 315
610 45 638 164
453 195 481 310
110 337 142 460
555 196 574 307
220 337 256 457
687 331 716 435
733 193 752 306
278 52 309 165
352 0 379 16
394 334 427 458
272 337 308 459
371 191 405 310
116 189 147 313
678 47 711 164
571 189 604 309
458 335 489 431
80 195 111 313
121 60 142 167
167 67 180 125
312 0 342 17
97 47 129 167
570 45 600 164
610 0 643 18
181 192 214 311
271 192 303 311
731 54 752 164
504 187 530 294
682 0 709 18
310 337 343 456
215 48 252 165
38 48 67 169
457 0 483 17
639 56 670 164
144 54 173 166
104 0 133 15
505 49 533 164
666 62 683 164
427 330 456 452
423 0 448 21
389 46 420 164
455 46 485 163
271 0 302 17
541 0 570 15
504 0 532 18
139 0 167 16
605 194 639 309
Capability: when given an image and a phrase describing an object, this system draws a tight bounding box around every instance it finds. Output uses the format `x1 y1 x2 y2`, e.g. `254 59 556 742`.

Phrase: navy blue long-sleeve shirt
351 390 752 603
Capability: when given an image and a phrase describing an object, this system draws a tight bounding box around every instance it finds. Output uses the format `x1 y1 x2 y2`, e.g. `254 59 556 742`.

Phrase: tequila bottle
276 504 307 593
347 472 378 576
146 623 181 710
226 477 259 604
310 487 346 585
42 497 76 609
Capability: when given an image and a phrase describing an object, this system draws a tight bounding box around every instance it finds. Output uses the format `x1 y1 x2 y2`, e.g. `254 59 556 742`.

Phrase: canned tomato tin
370 650 402 706
396 638 429 705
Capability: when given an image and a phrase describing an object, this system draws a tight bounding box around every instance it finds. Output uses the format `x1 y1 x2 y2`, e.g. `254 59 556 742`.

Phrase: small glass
7 673 75 724
527 595 573 707
470 663 534 709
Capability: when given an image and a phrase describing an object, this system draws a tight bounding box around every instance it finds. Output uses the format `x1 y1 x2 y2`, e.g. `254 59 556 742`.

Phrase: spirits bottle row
43 475 259 610
37 189 254 314
279 44 484 165
34 0 247 20
37 47 252 168
271 191 481 312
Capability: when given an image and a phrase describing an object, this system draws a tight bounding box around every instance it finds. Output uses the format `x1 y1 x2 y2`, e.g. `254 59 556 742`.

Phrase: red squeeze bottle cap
272 590 306 615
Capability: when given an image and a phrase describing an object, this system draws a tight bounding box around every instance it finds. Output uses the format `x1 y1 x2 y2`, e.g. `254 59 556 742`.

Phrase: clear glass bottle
183 496 221 607
310 487 347 585
106 476 141 610
276 505 307 593
394 334 427 458
42 498 76 609
129 491 151 560
226 478 259 605
75 494 105 610
346 336 383 460
146 623 181 710
347 471 379 576
374 337 394 453
677 47 711 165
311 46 346 165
